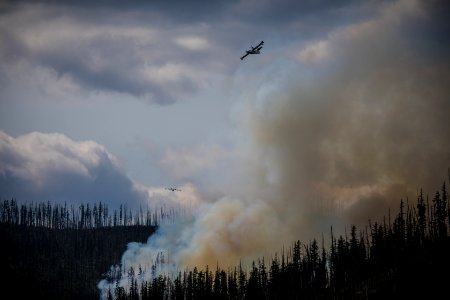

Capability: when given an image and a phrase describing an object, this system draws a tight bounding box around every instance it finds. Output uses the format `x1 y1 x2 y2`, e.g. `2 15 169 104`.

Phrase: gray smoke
235 0 450 235
99 1 450 296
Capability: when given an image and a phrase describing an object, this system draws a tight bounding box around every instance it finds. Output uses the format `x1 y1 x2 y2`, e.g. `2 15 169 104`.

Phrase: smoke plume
99 1 450 296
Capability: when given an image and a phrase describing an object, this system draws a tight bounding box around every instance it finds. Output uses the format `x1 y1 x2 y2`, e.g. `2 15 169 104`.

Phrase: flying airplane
240 40 264 60
165 187 182 192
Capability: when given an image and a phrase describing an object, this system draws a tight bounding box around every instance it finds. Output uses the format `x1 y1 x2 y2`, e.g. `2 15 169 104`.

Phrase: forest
1 178 449 299
100 182 450 300
0 200 165 300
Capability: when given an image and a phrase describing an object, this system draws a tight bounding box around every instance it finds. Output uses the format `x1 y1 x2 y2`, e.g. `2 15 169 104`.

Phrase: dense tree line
1 199 181 228
0 200 161 300
1 223 156 300
2 177 449 299
106 181 450 299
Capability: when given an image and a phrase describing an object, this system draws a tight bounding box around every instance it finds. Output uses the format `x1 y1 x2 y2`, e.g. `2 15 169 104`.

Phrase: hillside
1 223 156 300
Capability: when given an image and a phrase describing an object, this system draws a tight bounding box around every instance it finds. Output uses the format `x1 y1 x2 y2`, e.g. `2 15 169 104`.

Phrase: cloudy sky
1 0 450 268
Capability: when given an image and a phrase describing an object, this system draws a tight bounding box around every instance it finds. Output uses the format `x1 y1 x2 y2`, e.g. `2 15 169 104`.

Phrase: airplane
240 40 264 60
165 187 182 192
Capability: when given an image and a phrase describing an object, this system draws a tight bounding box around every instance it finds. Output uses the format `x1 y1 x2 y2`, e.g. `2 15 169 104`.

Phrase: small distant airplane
240 40 264 60
165 187 182 192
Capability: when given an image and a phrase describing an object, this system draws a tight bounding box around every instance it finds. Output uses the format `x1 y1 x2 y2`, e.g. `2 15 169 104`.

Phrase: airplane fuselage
247 49 260 54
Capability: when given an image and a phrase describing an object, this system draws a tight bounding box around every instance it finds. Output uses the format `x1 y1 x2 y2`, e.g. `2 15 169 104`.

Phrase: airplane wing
240 53 249 60
256 41 263 51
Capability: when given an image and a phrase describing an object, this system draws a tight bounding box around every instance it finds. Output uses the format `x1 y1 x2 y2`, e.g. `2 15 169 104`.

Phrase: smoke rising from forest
99 1 450 295
235 0 450 240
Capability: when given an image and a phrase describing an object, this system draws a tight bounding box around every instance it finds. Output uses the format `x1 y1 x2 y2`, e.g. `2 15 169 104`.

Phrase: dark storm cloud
0 131 147 208
1 0 361 21
1 0 229 22
0 1 225 104
0 0 387 104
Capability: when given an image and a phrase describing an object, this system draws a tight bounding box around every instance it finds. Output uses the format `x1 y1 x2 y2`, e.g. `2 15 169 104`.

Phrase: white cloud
0 131 147 207
0 131 110 181
0 130 210 211
174 36 210 51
